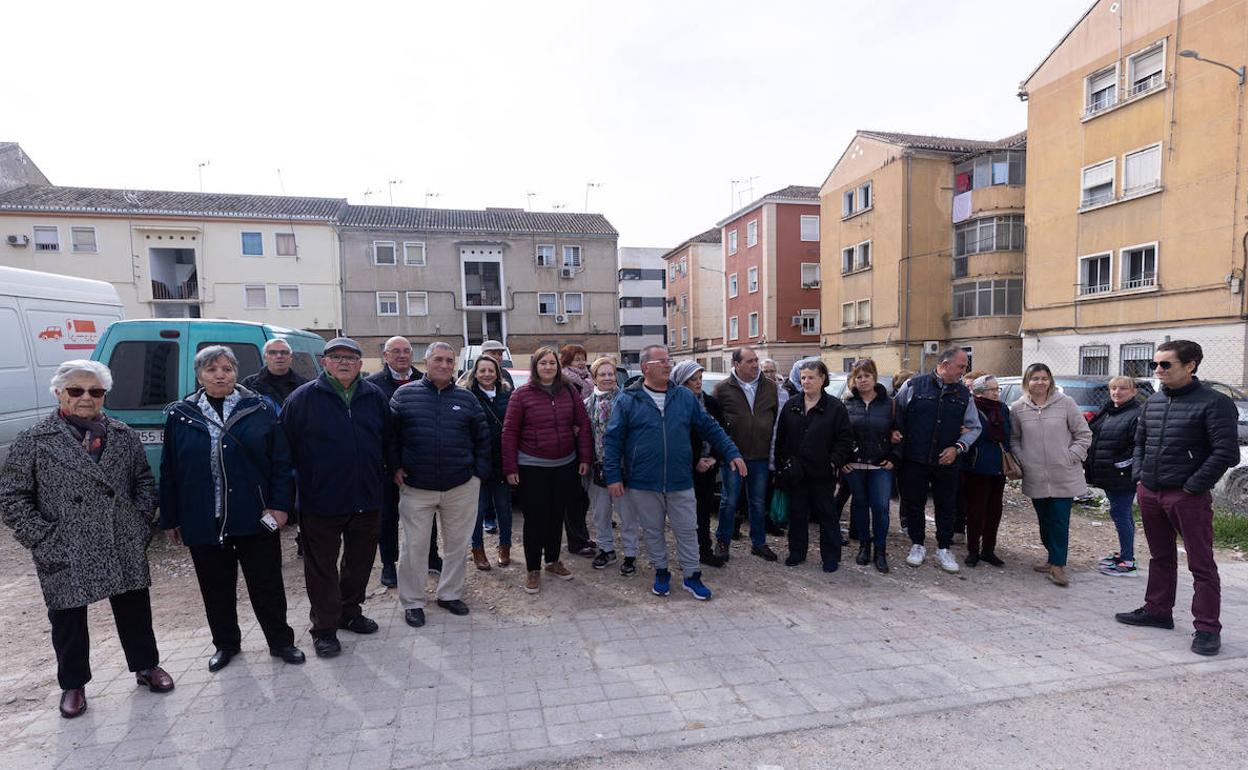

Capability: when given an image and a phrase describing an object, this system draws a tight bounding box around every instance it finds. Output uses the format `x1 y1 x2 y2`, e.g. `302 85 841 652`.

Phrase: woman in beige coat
1009 363 1093 586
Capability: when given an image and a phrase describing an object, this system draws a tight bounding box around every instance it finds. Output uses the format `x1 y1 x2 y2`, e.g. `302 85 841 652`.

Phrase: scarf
587 389 614 462
196 389 241 522
60 410 108 461
974 395 1006 442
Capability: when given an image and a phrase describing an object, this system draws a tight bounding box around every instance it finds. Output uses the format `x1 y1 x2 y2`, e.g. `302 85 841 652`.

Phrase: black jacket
470 382 511 483
1134 377 1239 494
844 384 901 466
1085 399 1140 492
365 366 421 401
389 377 491 492
241 367 306 406
775 391 854 483
691 392 726 475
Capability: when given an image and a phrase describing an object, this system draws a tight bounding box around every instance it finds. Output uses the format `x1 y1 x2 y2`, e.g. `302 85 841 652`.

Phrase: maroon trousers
963 473 1006 557
1138 485 1221 633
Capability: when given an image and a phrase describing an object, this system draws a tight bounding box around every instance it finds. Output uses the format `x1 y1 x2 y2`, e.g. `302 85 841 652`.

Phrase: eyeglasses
1151 361 1174 370
980 387 1000 393
854 358 875 366
64 387 107 398
266 350 292 357
327 355 361 364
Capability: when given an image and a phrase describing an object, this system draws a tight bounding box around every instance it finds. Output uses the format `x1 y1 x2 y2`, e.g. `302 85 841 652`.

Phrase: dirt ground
1 481 1242 719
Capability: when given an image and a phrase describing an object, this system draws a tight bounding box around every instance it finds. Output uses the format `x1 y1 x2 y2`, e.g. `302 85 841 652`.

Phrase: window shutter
1133 48 1163 81
1124 146 1160 191
1083 161 1115 189
1089 68 1117 94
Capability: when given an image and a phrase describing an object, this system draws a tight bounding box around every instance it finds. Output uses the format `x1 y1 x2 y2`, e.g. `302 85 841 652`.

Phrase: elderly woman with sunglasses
1 360 174 719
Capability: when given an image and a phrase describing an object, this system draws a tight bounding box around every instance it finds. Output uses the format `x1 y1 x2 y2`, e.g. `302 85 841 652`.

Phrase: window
729 316 739 340
679 256 687 276
1121 343 1155 377
537 244 556 267
277 285 300 309
668 262 678 281
842 189 855 217
196 341 262 380
746 220 758 247
538 292 557 315
1081 159 1115 207
376 291 399 316
290 352 317 381
855 241 871 270
669 328 677 346
1079 253 1112 295
954 216 1024 258
841 302 855 328
1079 345 1111 376
842 357 856 373
727 229 738 255
1086 65 1118 115
243 284 267 309
856 300 871 327
679 293 688 311
373 241 396 265
728 273 739 298
747 267 759 293
104 341 179 410
1123 144 1161 195
800 215 820 241
406 291 428 316
858 181 872 210
71 227 97 253
403 242 426 266
799 310 819 335
563 292 583 315
241 231 263 256
1128 44 1165 97
562 245 582 268
681 327 689 347
953 255 968 279
801 262 821 288
33 225 59 252
841 246 854 274
954 152 1025 191
275 232 297 257
1120 244 1157 290
952 278 1024 318
748 312 759 337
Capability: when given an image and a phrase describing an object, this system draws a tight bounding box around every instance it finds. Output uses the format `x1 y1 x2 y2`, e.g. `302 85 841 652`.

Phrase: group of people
0 335 1237 721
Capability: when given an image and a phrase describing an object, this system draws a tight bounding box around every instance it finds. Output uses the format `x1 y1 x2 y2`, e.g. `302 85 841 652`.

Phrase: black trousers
301 511 380 636
834 478 853 538
379 481 441 568
49 588 159 690
189 531 295 652
900 461 959 549
786 480 840 565
564 481 593 553
693 467 719 557
518 463 575 571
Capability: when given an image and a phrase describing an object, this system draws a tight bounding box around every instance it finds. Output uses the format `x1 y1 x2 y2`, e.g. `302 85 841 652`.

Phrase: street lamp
1179 49 1245 85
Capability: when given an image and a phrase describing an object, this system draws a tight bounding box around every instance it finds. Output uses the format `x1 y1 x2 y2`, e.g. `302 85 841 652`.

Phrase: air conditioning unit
560 267 575 279
802 280 821 289
554 313 568 324
790 315 802 326
922 340 941 355
6 234 30 246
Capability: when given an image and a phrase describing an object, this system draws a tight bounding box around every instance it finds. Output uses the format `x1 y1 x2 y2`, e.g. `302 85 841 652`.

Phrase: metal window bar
1129 71 1164 97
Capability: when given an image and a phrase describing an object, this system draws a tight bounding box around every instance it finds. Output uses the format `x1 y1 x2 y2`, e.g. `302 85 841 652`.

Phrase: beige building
819 131 1025 375
0 182 345 334
1019 0 1248 382
662 228 725 372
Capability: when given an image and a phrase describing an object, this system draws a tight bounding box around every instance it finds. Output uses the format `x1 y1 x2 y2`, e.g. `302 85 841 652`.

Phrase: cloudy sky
3 0 1091 248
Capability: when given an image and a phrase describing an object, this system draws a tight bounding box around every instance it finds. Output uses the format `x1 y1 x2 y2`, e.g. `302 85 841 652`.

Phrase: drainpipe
902 152 913 369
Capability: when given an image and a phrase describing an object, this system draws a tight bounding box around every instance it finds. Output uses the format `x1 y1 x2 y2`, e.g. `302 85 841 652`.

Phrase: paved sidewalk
2 540 1245 769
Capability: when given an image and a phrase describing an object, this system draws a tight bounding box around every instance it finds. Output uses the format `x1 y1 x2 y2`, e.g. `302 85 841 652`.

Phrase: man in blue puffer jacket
604 345 745 600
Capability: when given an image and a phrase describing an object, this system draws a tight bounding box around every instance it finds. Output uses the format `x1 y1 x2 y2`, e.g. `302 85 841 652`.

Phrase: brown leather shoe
524 570 540 594
135 666 175 693
1033 561 1052 572
497 545 511 567
544 561 573 580
471 547 492 571
59 688 86 718
1048 565 1070 587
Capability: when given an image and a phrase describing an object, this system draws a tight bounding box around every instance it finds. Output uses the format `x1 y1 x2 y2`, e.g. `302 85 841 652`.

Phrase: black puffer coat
389 377 491 492
1133 378 1239 494
1085 399 1140 492
775 391 854 484
844 384 901 466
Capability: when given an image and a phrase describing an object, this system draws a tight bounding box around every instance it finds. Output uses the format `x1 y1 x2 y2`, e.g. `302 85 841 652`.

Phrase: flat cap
322 337 363 356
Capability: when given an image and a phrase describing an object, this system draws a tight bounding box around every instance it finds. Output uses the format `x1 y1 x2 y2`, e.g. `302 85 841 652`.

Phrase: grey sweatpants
626 487 699 574
589 480 641 556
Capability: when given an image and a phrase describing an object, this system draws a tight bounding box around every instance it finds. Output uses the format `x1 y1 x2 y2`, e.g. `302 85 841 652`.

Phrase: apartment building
717 186 822 372
662 228 725 372
820 131 1024 374
0 180 345 335
617 247 667 366
338 206 619 365
1019 0 1248 382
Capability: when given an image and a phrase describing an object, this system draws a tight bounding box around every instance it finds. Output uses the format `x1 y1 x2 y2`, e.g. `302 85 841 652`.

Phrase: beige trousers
397 478 480 610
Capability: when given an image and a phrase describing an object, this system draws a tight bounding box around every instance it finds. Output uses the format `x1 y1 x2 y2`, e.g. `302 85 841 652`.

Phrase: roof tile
0 185 345 220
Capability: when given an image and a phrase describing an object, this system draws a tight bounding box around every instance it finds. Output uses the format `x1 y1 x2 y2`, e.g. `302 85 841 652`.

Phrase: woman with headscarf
672 360 728 568
962 375 1012 567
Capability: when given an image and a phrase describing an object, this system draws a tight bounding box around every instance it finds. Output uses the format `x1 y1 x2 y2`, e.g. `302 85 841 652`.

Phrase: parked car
997 375 1154 420
825 373 895 399
1196 380 1248 444
1214 444 1248 512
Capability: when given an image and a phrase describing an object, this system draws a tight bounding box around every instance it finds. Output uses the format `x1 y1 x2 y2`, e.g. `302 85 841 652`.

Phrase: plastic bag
768 488 789 526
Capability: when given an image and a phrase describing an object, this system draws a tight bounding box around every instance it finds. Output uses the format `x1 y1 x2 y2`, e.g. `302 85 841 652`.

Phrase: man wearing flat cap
281 337 390 658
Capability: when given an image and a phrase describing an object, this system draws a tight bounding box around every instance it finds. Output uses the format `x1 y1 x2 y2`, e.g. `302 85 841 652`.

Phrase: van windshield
105 341 179 410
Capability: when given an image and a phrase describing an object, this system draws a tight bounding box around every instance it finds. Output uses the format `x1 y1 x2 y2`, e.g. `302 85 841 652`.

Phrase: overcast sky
2 0 1091 248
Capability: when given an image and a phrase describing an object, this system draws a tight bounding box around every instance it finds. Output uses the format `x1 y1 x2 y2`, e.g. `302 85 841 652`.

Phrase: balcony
1120 275 1157 291
1128 72 1164 98
150 277 199 301
1078 282 1112 297
1083 94 1117 118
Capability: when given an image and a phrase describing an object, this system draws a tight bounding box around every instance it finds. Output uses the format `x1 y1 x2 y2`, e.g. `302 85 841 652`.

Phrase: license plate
138 429 164 445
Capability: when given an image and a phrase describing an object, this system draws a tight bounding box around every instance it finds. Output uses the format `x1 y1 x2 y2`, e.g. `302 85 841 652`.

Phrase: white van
0 266 124 463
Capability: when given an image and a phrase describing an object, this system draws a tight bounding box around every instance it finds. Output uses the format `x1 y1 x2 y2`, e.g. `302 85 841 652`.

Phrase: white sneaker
906 544 926 567
936 548 960 573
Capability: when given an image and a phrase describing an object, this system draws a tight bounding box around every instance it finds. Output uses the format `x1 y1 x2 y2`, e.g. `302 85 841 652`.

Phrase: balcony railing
1083 93 1117 118
1120 275 1157 291
1080 190 1115 208
151 278 199 300
1078 282 1113 296
1129 72 1164 97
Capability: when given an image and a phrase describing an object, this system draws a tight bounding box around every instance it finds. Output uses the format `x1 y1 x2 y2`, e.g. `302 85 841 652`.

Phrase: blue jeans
846 468 893 549
1105 488 1136 562
472 479 513 548
716 459 769 547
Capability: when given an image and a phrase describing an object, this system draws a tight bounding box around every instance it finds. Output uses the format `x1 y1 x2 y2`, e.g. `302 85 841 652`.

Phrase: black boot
855 542 871 566
874 549 889 573
965 551 980 568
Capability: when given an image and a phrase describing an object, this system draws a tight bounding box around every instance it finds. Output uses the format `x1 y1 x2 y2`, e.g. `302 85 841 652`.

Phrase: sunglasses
65 387 107 398
1151 361 1175 370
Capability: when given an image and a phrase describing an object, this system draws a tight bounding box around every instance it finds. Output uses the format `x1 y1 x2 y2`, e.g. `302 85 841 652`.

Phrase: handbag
1000 443 1022 480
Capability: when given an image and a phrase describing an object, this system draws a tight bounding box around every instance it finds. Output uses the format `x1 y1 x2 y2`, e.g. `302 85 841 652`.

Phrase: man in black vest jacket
895 348 981 574
1116 340 1239 656
241 338 307 407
